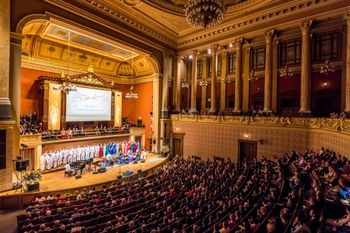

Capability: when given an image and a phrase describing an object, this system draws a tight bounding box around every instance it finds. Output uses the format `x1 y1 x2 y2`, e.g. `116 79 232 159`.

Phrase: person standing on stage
141 149 147 161
52 150 58 168
76 146 81 161
46 152 53 170
40 153 47 171
57 149 63 167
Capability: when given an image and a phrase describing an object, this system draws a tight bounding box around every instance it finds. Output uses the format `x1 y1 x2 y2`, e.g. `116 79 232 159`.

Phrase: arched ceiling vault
21 20 158 82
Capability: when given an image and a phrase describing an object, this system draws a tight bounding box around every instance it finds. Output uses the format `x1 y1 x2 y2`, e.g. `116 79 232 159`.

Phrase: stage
0 153 168 208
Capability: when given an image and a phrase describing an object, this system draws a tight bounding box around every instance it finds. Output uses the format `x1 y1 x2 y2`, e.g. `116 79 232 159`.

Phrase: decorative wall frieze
171 114 350 135
177 0 348 51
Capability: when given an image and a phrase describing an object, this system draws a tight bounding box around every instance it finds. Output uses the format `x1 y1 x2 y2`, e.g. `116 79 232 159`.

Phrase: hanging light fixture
248 70 258 81
125 53 139 100
55 31 77 94
320 60 335 76
185 0 225 29
279 65 293 78
181 80 190 88
199 79 208 86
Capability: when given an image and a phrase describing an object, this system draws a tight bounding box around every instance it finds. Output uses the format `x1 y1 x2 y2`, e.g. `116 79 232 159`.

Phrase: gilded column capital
300 20 313 34
345 13 350 25
265 29 275 42
235 37 244 47
211 44 218 52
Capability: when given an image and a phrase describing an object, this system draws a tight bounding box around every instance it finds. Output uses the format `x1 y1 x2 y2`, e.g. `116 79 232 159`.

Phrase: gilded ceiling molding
81 0 178 47
177 0 348 51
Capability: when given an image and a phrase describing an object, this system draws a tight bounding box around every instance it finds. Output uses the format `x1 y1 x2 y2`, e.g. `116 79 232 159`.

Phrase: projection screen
66 87 112 122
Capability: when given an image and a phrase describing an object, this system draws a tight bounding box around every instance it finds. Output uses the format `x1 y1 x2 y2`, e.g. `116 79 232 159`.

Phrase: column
271 40 279 112
9 33 22 123
161 54 170 118
174 57 182 112
299 20 313 114
189 50 198 113
9 32 23 164
0 0 11 120
201 57 208 112
242 45 251 112
186 58 191 110
234 38 243 113
209 45 218 114
220 51 227 113
152 74 161 153
263 29 275 113
345 14 350 113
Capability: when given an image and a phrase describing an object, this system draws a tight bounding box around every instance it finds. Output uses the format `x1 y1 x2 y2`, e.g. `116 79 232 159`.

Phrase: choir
40 140 142 171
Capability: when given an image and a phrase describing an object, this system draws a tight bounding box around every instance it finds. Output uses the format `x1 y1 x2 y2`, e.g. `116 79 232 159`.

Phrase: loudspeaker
141 159 145 163
133 161 138 164
117 175 123 179
75 175 82 179
15 160 29 171
98 167 106 173
93 170 99 174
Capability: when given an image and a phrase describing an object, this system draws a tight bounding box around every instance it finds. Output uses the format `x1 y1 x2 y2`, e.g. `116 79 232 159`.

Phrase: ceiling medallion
185 0 225 29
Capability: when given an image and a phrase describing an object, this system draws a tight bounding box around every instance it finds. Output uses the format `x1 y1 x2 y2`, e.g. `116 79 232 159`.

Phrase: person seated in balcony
60 128 67 139
67 128 73 139
326 208 350 232
95 126 101 135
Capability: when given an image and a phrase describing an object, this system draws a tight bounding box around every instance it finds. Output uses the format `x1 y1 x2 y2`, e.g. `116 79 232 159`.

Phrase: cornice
177 0 349 52
78 0 178 48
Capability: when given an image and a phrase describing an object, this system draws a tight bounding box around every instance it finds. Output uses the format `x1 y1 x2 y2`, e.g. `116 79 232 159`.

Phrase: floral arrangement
23 170 42 185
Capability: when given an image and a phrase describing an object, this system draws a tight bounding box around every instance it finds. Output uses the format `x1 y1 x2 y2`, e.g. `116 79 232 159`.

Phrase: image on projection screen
66 87 112 121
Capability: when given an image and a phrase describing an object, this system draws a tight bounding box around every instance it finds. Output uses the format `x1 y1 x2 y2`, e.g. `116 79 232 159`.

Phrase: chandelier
55 73 77 94
125 52 139 100
181 80 190 88
320 60 335 76
56 31 77 94
279 65 293 78
248 70 258 81
185 0 225 29
199 79 208 86
125 85 139 99
224 77 231 84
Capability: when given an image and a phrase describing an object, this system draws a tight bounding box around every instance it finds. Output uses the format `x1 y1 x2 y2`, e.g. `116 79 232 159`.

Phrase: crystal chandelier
125 52 139 100
248 70 258 81
125 85 138 99
199 79 208 86
56 31 77 94
279 65 293 78
181 80 190 88
320 60 335 76
185 0 225 29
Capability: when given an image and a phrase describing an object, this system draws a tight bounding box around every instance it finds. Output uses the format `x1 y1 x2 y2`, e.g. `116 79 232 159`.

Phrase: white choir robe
63 150 69 165
58 151 63 166
40 154 47 171
67 154 73 164
52 152 59 168
72 149 77 162
46 155 53 170
95 145 99 158
76 148 81 161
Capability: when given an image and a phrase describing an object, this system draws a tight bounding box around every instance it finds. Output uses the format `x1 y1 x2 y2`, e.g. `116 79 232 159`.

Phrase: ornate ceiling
21 21 158 81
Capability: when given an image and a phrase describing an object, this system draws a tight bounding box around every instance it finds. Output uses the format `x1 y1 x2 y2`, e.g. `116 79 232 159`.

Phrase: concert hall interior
1 0 350 233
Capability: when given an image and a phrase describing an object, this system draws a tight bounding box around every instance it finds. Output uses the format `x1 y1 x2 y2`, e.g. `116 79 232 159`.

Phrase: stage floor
1 153 166 196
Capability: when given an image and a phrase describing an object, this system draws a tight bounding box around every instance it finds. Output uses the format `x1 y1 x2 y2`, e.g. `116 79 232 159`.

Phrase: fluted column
0 0 11 120
220 51 227 113
174 57 183 112
190 50 198 113
201 57 208 112
299 20 313 114
345 14 350 113
263 29 275 113
234 38 243 113
209 45 218 114
186 58 191 110
272 40 279 113
161 54 170 118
